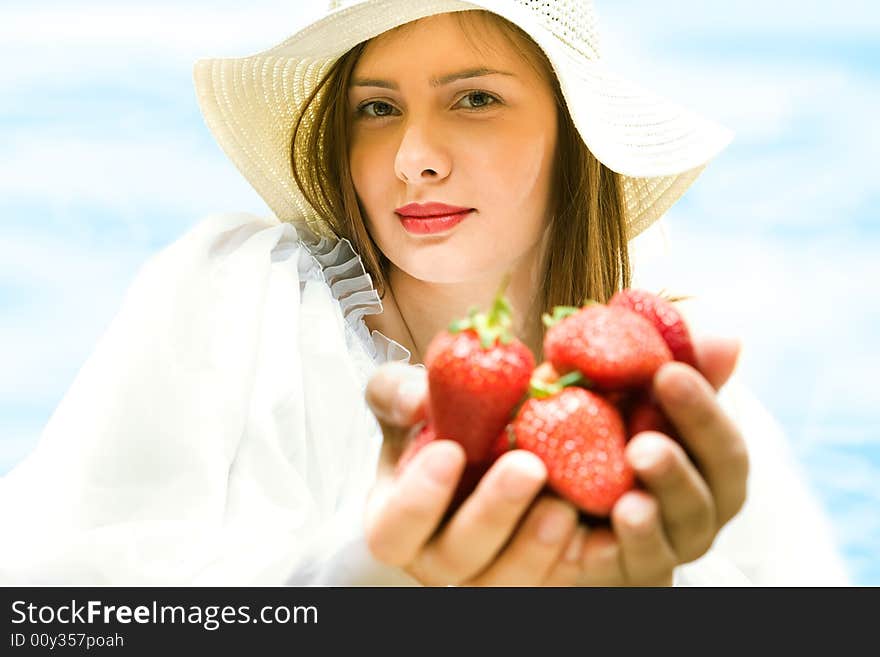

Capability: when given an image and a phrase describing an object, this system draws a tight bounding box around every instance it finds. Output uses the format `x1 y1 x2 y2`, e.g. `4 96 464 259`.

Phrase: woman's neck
365 242 547 367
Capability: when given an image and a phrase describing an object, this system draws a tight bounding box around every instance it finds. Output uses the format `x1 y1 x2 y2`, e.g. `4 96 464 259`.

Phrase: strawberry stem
557 371 587 387
657 288 695 304
529 369 587 398
541 305 580 328
529 378 557 399
448 273 516 348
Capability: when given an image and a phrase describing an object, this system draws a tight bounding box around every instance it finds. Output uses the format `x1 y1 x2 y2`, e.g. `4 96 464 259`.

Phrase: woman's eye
357 100 399 119
456 91 500 110
355 91 500 120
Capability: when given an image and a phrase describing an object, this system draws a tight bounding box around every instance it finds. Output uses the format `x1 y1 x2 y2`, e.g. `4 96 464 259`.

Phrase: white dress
0 213 850 586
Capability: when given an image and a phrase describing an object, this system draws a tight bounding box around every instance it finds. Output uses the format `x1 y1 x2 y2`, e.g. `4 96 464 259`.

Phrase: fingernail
564 526 587 562
619 495 654 533
424 446 459 485
628 436 662 471
500 452 545 501
394 376 427 425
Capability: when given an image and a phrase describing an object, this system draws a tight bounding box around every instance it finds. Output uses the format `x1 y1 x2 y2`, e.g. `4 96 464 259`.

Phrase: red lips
395 202 473 218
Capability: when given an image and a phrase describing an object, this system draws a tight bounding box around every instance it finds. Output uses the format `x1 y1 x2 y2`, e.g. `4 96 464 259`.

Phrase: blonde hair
291 10 631 343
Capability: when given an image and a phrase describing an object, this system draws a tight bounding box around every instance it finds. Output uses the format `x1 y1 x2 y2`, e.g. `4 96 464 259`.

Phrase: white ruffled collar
289 218 414 367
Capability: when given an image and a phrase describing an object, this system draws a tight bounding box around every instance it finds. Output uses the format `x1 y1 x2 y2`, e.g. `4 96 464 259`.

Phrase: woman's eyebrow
350 67 515 90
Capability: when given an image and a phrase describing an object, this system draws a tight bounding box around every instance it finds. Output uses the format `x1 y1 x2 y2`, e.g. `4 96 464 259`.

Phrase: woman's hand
363 333 749 586
543 335 750 586
364 362 582 586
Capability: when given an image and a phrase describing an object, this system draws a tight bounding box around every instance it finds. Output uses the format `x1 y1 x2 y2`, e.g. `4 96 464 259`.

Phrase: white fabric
0 213 850 585
0 212 417 585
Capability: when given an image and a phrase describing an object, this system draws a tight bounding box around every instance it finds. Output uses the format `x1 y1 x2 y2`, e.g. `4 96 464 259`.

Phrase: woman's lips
395 202 471 217
398 210 472 235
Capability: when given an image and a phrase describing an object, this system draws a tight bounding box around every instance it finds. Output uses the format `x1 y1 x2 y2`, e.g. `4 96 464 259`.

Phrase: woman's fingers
365 439 465 568
576 528 627 586
407 449 547 586
653 362 750 525
365 362 430 475
540 524 590 586
611 491 678 586
626 431 717 562
363 348 742 586
691 335 742 392
365 361 429 428
468 495 579 586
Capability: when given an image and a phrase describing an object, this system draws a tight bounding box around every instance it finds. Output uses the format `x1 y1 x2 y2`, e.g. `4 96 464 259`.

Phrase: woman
0 0 849 585
328 9 745 586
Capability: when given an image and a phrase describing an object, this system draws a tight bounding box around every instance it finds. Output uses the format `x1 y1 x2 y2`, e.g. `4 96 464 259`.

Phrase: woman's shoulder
152 211 349 289
156 211 412 369
161 212 348 287
155 212 292 264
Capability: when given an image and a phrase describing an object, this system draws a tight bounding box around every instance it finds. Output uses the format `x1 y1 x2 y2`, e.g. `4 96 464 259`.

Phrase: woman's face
348 12 558 285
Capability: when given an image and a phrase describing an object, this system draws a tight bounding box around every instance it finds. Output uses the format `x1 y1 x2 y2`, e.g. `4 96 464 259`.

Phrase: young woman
0 1 849 586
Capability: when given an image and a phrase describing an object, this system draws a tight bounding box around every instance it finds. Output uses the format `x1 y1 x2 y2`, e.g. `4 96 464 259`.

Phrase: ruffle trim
285 219 413 367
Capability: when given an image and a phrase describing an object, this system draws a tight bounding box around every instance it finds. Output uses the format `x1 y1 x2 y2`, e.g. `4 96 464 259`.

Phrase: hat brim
193 0 733 240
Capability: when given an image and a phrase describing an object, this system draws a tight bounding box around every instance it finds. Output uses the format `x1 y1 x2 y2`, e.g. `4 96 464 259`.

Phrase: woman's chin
399 258 506 285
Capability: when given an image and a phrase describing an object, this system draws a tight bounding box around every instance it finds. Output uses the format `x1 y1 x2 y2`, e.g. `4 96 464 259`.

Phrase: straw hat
193 0 733 240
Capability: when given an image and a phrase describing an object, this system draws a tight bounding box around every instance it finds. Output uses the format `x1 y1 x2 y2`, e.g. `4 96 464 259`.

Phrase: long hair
291 10 631 348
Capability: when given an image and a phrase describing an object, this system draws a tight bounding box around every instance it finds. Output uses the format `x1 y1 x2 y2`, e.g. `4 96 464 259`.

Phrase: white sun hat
193 0 734 240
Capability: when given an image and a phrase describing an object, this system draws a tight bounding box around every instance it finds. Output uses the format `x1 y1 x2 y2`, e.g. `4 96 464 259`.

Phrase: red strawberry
425 276 535 462
609 289 697 368
395 422 437 477
508 385 634 517
543 303 672 391
626 389 678 440
489 425 516 462
447 461 492 520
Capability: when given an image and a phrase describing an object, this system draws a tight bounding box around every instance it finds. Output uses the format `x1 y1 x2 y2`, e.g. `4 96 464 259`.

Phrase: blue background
1 1 877 584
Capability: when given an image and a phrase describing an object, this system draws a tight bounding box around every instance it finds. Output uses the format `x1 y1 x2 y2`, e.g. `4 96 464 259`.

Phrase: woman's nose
394 119 452 183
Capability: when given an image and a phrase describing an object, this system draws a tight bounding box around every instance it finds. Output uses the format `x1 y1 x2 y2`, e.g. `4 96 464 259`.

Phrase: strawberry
447 461 492 519
489 360 554 461
394 422 437 477
609 289 697 368
543 303 672 391
507 375 634 517
489 425 516 463
424 276 535 462
625 389 678 440
488 360 561 461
